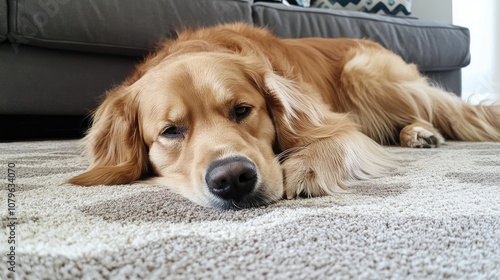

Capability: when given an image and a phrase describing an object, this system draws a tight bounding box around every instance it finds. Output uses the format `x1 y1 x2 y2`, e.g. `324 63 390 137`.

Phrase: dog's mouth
207 187 274 210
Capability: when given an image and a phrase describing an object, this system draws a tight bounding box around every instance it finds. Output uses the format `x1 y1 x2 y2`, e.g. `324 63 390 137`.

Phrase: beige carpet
0 140 499 279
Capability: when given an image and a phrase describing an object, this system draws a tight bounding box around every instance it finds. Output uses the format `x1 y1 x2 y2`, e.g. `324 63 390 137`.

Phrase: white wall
453 0 500 103
411 0 453 23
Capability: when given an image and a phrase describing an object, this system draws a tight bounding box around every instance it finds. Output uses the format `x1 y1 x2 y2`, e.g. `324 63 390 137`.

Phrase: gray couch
0 0 471 139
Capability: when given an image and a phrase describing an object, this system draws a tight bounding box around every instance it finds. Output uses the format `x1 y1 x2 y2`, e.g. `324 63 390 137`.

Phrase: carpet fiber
1 140 499 279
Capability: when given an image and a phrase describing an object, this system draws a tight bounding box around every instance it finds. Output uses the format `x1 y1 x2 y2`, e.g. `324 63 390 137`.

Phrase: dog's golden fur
70 23 500 209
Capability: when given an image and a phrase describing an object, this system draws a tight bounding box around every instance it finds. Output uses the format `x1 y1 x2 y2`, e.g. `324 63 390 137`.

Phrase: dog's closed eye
161 126 186 139
231 105 252 122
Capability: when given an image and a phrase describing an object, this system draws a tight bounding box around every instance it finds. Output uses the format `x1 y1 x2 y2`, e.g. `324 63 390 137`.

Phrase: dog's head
69 52 327 209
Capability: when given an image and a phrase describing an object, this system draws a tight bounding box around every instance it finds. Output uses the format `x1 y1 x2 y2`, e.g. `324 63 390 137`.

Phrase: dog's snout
205 157 257 201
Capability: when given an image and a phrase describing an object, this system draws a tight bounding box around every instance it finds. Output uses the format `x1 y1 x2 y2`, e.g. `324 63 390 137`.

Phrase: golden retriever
69 23 500 209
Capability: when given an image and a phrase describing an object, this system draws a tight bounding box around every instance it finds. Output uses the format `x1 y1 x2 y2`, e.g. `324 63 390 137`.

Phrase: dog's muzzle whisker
276 146 305 163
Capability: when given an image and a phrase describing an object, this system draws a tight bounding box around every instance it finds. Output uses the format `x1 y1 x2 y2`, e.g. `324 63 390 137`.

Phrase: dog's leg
339 46 500 144
399 121 445 148
281 130 395 199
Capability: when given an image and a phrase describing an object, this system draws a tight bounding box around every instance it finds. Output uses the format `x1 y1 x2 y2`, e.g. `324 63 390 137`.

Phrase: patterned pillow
255 0 312 8
311 0 412 16
288 0 312 7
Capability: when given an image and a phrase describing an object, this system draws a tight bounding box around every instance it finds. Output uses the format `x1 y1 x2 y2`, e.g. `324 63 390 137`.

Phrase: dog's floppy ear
248 65 357 151
69 85 149 186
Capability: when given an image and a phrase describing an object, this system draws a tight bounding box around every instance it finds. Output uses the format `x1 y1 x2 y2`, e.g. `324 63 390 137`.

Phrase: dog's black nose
205 157 257 201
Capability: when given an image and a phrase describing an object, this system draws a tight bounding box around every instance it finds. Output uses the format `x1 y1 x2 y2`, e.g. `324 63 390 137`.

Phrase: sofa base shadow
0 115 91 142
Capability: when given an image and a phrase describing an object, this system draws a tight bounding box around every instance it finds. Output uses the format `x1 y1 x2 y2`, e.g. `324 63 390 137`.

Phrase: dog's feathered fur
70 23 500 208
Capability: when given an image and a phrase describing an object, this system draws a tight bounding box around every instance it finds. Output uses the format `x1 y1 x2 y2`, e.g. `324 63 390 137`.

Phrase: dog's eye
161 126 184 138
232 105 252 122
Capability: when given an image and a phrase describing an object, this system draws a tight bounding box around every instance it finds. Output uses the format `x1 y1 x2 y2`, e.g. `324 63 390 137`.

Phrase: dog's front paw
281 143 346 199
400 122 445 148
281 133 395 199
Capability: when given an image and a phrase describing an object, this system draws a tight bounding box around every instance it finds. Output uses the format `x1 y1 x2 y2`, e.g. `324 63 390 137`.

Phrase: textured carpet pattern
0 140 499 279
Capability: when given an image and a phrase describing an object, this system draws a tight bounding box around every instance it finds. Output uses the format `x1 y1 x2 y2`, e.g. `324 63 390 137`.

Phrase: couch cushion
8 0 253 56
0 0 7 42
253 2 470 72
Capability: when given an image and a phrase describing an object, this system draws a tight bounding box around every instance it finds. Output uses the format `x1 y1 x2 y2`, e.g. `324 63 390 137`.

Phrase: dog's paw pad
404 126 444 148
